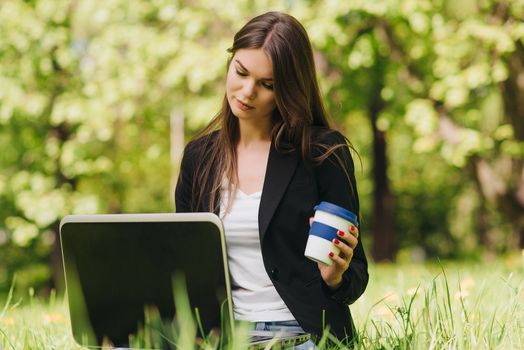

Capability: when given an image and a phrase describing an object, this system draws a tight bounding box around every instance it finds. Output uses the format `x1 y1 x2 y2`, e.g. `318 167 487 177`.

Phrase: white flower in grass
374 305 395 322
454 276 475 301
406 287 421 296
454 289 470 300
383 292 399 304
460 276 475 290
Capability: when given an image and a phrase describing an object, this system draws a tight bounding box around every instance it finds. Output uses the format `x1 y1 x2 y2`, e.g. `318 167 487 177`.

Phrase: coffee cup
304 201 358 266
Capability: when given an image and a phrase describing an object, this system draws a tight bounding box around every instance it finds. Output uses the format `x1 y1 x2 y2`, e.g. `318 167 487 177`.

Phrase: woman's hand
309 217 359 290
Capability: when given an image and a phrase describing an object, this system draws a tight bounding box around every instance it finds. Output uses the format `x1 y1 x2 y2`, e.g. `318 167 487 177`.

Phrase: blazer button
270 267 279 281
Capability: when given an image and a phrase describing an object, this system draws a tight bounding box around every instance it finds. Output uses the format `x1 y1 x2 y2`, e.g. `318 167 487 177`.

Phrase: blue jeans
252 320 317 349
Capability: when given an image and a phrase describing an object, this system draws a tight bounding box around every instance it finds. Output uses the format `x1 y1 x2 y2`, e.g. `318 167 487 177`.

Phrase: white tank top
219 184 294 322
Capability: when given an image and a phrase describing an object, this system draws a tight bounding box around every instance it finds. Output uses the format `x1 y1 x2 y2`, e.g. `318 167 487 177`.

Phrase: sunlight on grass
350 257 524 349
1 257 523 349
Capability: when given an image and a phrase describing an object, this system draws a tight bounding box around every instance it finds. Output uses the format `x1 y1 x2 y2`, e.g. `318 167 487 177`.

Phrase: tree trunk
369 60 396 261
500 41 524 248
49 123 74 293
467 156 494 254
370 120 395 261
501 42 524 141
170 108 185 205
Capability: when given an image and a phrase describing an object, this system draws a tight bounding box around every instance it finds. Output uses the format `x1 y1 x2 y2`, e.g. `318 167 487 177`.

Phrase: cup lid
314 201 358 225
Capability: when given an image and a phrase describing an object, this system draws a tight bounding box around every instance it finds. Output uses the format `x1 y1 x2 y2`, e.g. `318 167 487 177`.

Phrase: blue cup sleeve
309 221 339 241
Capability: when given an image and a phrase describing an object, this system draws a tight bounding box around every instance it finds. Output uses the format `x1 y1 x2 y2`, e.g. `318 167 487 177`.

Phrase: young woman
175 11 368 345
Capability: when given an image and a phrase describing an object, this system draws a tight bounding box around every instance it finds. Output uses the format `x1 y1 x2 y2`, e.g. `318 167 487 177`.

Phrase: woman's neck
237 120 271 149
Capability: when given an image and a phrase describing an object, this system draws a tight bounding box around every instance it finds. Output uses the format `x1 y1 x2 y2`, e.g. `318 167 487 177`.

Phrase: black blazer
175 128 368 341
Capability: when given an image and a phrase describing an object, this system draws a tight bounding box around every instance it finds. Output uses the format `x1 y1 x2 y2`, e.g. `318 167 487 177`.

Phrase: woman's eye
235 70 247 77
262 82 274 90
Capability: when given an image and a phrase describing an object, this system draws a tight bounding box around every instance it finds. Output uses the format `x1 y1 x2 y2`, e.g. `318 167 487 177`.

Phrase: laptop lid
60 213 235 348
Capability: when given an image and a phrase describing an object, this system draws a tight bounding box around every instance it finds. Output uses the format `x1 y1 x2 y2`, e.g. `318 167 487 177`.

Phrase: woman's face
226 48 276 125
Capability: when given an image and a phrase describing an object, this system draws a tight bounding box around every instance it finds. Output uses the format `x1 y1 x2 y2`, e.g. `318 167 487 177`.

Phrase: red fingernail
334 239 340 245
337 230 345 237
329 252 334 257
350 226 355 232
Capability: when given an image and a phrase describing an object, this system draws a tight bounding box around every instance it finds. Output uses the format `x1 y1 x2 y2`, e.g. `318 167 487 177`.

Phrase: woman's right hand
308 217 359 290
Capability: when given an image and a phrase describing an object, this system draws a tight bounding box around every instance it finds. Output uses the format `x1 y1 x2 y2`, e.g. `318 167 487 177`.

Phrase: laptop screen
60 216 229 347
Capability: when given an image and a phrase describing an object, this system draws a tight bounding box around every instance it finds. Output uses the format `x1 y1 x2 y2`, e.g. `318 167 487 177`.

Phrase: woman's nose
242 80 256 99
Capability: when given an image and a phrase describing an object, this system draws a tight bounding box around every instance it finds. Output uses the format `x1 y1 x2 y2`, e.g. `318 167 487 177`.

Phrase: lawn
1 255 523 349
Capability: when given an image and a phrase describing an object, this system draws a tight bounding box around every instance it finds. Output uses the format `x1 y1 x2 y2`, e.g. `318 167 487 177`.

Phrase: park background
0 0 523 348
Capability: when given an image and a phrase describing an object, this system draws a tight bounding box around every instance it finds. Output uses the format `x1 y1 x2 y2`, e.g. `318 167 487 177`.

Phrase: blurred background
0 0 522 297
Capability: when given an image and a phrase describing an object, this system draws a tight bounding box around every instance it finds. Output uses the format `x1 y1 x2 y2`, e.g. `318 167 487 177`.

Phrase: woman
175 11 368 346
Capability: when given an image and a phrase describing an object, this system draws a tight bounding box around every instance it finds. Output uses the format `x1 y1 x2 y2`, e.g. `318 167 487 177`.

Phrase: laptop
59 213 310 349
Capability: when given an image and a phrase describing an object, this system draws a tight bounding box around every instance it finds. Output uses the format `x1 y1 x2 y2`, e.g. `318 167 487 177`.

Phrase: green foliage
306 0 524 258
1 0 523 291
0 0 244 292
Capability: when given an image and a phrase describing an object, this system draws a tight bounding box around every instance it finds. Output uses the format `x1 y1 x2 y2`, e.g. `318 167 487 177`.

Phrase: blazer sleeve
314 131 369 305
175 141 196 213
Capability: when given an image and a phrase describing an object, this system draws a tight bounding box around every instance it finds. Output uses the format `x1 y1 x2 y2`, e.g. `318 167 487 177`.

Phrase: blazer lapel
259 142 300 242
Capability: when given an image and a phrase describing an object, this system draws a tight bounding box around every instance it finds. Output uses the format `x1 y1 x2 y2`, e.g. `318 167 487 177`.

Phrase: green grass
1 255 523 349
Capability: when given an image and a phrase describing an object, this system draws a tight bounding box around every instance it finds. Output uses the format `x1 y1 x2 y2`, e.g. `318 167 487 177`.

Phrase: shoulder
183 130 220 157
309 126 349 157
311 126 347 144
180 130 220 176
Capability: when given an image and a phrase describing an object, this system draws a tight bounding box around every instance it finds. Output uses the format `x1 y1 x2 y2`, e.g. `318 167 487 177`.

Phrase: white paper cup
304 202 358 266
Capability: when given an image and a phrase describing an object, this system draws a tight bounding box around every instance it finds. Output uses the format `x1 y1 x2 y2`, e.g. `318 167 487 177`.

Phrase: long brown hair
187 11 355 213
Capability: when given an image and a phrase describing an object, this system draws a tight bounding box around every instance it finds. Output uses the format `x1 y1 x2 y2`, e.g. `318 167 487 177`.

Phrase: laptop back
59 213 234 348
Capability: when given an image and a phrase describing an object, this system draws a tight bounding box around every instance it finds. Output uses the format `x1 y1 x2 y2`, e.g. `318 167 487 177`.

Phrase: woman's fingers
336 230 358 249
349 224 359 239
333 238 354 261
309 218 358 268
329 250 350 269
317 223 360 285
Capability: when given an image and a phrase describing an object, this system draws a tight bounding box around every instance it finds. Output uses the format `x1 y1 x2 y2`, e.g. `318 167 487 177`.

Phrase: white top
219 184 294 322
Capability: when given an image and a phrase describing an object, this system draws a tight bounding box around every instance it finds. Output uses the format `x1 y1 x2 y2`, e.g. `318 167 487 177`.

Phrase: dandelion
42 312 64 324
0 316 15 326
383 292 399 304
454 289 469 300
374 305 395 322
406 286 420 296
460 276 475 290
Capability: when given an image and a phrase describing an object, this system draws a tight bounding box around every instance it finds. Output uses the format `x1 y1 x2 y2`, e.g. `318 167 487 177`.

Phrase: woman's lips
235 98 254 111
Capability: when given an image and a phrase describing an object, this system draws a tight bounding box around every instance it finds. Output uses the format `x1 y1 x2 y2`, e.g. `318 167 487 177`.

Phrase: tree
305 0 524 259
0 0 238 293
1 0 522 294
